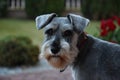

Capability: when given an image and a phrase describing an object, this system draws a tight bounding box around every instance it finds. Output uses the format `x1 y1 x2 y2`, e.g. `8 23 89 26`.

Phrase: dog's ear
67 13 90 32
35 13 57 30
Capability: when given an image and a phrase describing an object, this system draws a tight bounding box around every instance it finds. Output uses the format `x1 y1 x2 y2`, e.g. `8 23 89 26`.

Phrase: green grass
0 19 100 45
85 21 100 36
0 18 43 45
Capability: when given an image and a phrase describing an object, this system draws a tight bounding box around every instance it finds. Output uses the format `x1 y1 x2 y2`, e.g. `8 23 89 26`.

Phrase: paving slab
0 68 73 80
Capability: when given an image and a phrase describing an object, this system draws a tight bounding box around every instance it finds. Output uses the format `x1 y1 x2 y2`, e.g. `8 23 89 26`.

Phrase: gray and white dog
35 13 120 80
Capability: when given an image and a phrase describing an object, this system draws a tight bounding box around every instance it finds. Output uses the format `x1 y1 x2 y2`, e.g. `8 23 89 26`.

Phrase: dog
35 13 120 80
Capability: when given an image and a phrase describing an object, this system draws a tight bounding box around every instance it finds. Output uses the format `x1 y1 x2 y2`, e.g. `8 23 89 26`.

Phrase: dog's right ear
67 13 90 33
35 13 57 30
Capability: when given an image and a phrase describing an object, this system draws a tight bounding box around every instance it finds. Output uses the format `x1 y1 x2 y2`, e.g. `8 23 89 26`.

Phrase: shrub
0 36 39 67
43 0 65 16
81 0 120 20
25 0 65 19
0 0 8 17
98 16 120 44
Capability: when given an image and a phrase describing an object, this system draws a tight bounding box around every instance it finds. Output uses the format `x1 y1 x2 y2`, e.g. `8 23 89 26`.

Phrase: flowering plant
99 16 120 44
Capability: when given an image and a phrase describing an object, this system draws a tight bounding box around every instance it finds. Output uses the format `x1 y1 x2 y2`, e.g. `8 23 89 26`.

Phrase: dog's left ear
67 13 90 32
35 13 57 30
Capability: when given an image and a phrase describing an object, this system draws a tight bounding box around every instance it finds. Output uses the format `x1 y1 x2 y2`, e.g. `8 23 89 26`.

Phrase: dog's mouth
48 55 62 61
51 55 60 58
44 54 69 69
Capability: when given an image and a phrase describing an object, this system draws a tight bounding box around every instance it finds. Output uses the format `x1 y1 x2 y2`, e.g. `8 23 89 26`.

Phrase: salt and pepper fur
36 13 120 80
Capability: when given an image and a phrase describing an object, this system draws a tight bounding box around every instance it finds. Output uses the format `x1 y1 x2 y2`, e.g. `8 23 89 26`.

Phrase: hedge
0 36 39 67
81 0 120 20
0 0 8 17
25 0 65 19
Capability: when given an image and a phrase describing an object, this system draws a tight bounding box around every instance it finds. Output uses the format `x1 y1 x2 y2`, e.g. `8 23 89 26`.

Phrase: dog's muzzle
40 39 72 70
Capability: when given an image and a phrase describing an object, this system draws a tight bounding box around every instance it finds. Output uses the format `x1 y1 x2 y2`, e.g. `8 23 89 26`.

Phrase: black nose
51 41 61 54
51 46 60 54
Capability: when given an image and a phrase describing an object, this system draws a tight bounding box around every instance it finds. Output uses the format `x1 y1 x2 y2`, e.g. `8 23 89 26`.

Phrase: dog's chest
72 57 101 80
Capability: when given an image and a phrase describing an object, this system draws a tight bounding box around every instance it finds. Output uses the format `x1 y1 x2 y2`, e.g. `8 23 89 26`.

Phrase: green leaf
115 28 120 42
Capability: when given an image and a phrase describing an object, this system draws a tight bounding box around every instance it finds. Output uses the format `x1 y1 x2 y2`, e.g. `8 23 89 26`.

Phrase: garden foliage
99 16 120 44
0 0 8 17
81 0 120 20
25 0 65 19
0 36 39 67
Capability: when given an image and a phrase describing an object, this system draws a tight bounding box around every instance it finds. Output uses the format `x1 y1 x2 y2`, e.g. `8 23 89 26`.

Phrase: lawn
85 21 100 36
0 18 100 45
0 18 43 45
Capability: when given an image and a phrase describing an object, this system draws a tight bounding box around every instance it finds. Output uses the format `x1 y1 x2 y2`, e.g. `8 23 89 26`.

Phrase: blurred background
0 0 120 80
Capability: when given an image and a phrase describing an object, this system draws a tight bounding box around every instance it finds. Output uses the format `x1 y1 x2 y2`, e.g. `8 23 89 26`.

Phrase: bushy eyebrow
60 24 73 32
44 22 58 31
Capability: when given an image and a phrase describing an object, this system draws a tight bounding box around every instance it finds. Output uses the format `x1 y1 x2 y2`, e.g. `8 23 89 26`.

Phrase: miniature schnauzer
35 13 120 80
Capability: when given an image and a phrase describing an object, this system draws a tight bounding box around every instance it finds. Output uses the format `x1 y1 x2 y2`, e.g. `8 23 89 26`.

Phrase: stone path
0 68 73 80
0 59 73 80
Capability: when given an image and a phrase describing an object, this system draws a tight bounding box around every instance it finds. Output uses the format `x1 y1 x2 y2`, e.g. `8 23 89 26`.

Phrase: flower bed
99 16 120 44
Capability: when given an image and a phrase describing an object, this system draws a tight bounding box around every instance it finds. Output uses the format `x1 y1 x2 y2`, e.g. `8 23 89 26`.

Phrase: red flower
100 16 120 44
116 18 120 26
112 16 119 20
100 29 108 36
100 20 107 30
106 19 116 31
112 16 120 26
100 19 116 32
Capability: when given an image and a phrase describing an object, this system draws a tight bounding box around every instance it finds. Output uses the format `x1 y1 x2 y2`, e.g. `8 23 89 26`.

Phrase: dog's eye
63 30 73 37
45 29 54 35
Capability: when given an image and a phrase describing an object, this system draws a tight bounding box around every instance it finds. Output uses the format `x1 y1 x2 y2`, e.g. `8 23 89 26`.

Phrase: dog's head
36 13 89 70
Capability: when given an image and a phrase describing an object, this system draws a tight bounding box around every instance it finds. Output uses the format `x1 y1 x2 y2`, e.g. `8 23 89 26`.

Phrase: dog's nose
51 41 61 54
51 46 60 54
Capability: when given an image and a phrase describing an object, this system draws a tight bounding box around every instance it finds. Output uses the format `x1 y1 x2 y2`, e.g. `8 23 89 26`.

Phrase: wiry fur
72 35 120 80
40 32 79 69
36 13 120 80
